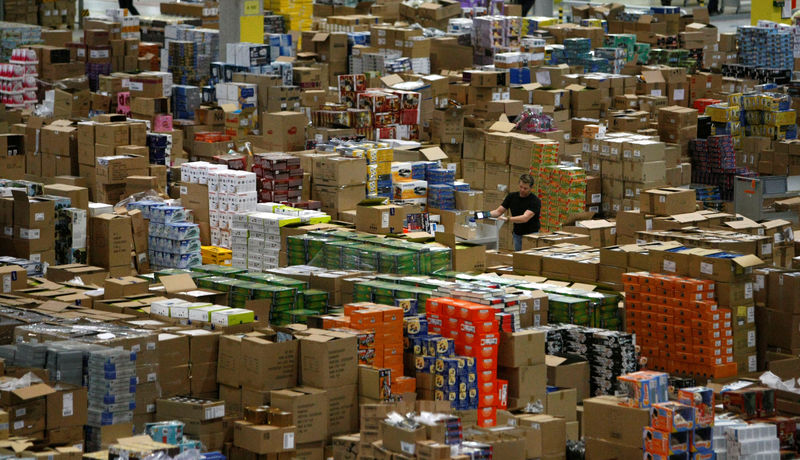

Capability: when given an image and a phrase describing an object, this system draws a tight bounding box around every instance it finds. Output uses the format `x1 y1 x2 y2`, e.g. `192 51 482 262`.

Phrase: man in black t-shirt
490 173 541 251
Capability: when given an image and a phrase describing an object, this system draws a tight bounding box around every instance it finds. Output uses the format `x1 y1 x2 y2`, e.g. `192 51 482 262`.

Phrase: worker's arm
507 210 535 223
489 205 507 218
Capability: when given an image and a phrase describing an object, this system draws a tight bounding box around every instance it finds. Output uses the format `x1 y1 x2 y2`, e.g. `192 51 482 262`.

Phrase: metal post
559 6 563 23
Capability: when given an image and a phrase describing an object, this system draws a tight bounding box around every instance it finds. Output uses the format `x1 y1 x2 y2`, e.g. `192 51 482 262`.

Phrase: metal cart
734 175 800 223
457 218 506 250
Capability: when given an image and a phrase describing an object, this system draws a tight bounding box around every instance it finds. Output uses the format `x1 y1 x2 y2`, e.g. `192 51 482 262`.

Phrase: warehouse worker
118 0 140 15
489 174 541 252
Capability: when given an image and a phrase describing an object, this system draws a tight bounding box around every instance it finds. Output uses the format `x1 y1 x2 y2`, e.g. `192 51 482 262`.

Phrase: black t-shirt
502 192 541 235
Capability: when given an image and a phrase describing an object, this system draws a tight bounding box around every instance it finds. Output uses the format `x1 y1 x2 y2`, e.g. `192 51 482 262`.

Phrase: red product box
651 402 695 432
477 406 496 427
643 427 690 455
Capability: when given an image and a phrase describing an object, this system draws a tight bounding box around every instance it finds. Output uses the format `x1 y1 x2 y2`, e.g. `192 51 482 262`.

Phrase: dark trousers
118 0 139 15
520 0 535 17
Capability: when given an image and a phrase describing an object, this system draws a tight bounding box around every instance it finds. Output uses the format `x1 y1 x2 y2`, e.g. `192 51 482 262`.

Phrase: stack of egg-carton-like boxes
724 423 780 460
231 211 297 271
208 168 257 249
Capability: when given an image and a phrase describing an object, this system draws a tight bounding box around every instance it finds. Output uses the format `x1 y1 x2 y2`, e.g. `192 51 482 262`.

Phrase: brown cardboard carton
158 333 189 369
640 188 695 215
46 384 88 430
262 112 307 152
300 331 358 388
104 276 149 299
314 157 367 186
463 128 485 160
241 337 299 391
0 265 27 294
96 154 148 185
498 364 546 401
271 387 328 443
545 388 577 421
455 190 484 211
156 397 225 422
90 214 132 269
174 329 221 365
381 421 426 455
546 355 590 402
42 184 89 211
327 384 358 437
355 204 422 235
313 185 367 218
515 414 566 456
583 395 650 448
498 330 545 367
217 335 244 388
233 422 297 454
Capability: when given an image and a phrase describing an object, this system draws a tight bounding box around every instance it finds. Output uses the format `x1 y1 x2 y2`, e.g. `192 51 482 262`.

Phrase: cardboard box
583 396 650 448
381 421 426 455
327 384 358 437
546 355 591 403
241 337 298 391
0 265 27 294
356 204 422 235
233 422 297 454
156 397 225 422
96 154 148 185
299 330 358 388
104 276 149 299
42 184 89 210
314 157 367 186
270 387 328 444
90 214 132 269
262 112 307 152
545 388 577 421
498 330 545 367
46 384 88 430
640 188 696 215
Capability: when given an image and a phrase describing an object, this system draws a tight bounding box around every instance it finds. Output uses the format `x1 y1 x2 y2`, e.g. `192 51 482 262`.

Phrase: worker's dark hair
519 174 534 186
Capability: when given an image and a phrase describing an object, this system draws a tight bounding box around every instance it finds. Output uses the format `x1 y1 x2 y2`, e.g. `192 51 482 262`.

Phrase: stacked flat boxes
252 152 303 203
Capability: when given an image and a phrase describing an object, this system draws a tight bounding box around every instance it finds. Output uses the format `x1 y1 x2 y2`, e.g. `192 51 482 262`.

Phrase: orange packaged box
461 319 499 335
474 356 497 372
622 272 646 284
691 326 723 341
653 322 675 336
626 319 642 333
350 309 383 329
627 292 642 301
694 344 732 358
693 319 722 331
384 343 403 358
344 302 374 316
426 298 447 315
477 368 495 385
673 334 691 345
461 342 498 359
378 306 403 323
695 354 733 367
321 315 350 329
641 293 667 305
651 401 695 432
444 317 460 335
392 376 416 394
477 407 496 427
461 332 500 349
459 304 496 322
624 284 640 295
